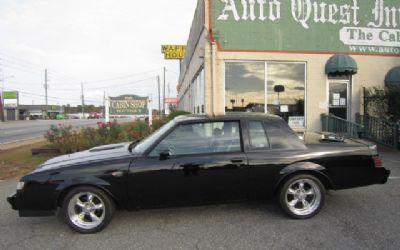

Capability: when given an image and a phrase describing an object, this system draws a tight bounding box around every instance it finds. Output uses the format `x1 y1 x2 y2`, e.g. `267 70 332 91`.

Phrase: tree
365 85 400 122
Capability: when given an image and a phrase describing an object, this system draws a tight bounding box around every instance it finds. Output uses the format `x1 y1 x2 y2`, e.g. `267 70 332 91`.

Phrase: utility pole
103 91 106 118
157 75 161 119
163 67 166 117
44 69 48 119
81 83 85 119
104 93 110 123
0 61 4 122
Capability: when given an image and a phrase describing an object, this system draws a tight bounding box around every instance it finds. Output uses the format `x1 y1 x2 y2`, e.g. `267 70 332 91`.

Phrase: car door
127 120 249 208
245 119 308 199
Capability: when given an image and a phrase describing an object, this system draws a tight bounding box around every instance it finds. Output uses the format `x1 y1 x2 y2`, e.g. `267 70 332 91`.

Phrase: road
0 118 135 144
0 151 399 250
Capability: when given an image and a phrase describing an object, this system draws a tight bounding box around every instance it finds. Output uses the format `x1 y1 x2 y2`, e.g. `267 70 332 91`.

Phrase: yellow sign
161 45 186 59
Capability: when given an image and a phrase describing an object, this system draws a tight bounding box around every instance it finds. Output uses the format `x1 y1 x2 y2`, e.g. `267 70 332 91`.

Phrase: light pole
0 75 14 122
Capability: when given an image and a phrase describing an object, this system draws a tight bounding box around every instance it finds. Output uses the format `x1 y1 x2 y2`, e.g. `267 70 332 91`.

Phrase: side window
264 119 307 150
149 121 242 156
248 121 270 149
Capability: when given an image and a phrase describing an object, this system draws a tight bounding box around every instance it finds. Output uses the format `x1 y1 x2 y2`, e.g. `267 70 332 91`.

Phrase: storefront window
225 62 265 112
225 61 306 128
267 63 305 126
191 68 205 114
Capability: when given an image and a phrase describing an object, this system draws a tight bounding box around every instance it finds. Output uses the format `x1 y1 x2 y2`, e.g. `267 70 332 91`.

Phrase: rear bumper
380 169 391 184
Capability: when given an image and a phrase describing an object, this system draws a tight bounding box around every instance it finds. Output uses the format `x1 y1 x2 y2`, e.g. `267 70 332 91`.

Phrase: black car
7 114 390 233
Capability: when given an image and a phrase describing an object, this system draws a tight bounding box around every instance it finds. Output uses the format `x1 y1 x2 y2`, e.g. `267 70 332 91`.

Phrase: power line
5 80 43 85
54 75 158 91
0 63 44 76
4 87 102 104
0 52 43 69
81 68 162 85
45 68 163 86
85 76 157 90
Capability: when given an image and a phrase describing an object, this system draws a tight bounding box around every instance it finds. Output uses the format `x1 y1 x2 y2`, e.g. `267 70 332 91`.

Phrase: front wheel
279 174 325 219
62 186 115 233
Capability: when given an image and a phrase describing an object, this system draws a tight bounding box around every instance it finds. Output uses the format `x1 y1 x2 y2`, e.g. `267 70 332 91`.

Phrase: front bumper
7 192 55 217
7 193 17 210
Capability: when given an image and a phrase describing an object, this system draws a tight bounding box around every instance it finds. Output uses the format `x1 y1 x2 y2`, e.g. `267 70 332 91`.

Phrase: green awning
385 66 400 86
325 54 358 75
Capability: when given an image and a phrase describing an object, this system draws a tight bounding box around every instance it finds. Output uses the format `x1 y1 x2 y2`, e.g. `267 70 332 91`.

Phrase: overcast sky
0 0 198 106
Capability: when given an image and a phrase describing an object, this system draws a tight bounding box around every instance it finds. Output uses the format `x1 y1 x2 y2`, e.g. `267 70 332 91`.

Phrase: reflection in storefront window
225 61 306 128
267 63 305 125
225 62 265 112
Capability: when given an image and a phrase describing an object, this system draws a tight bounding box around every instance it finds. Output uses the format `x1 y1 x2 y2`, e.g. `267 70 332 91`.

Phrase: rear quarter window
264 119 306 150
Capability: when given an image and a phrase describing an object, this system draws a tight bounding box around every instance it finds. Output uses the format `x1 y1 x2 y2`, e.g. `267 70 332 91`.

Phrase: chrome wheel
285 178 322 216
67 192 105 230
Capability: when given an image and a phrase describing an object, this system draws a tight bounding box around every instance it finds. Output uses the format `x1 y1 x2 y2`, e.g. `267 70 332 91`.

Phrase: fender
53 176 119 208
275 162 335 192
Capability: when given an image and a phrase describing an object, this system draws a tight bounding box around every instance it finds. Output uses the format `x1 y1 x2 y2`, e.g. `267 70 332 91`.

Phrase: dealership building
177 0 400 131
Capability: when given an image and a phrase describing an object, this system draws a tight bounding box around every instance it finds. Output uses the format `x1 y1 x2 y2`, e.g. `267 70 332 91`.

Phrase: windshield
133 119 176 154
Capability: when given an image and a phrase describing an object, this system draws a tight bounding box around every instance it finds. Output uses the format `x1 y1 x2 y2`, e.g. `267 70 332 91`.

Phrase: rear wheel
279 174 325 219
61 186 115 233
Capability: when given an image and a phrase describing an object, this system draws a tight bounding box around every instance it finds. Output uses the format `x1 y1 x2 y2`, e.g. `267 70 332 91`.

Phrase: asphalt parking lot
1 151 399 250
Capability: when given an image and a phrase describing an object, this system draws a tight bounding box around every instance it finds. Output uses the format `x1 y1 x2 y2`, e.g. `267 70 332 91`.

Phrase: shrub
151 118 168 131
124 120 151 141
365 85 400 122
167 110 190 120
45 120 142 154
45 112 191 154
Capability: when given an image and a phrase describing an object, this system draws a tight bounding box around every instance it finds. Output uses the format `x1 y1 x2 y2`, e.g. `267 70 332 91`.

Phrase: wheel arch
55 180 121 209
273 162 335 195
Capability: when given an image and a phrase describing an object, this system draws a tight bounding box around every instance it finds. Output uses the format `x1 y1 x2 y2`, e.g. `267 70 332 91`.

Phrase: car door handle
231 159 245 163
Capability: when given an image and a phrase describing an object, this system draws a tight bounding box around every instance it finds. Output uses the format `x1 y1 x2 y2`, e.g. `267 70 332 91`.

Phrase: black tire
278 174 325 219
61 186 115 233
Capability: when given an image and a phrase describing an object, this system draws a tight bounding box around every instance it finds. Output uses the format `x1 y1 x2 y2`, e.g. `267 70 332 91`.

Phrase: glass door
329 81 349 120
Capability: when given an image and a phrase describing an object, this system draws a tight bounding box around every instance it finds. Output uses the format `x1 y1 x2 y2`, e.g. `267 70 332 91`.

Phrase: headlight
16 182 25 190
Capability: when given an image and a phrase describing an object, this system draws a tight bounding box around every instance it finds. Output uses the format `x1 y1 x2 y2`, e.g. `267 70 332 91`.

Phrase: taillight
373 156 383 168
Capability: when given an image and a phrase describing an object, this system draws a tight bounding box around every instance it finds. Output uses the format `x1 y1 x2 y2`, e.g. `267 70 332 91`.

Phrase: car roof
173 113 282 123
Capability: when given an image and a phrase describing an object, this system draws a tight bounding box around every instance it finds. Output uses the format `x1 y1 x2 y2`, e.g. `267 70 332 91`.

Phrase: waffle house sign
161 45 186 59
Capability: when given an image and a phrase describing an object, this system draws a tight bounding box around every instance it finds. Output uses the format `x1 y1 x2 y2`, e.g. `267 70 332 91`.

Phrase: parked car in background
7 114 390 233
56 114 65 120
88 112 102 119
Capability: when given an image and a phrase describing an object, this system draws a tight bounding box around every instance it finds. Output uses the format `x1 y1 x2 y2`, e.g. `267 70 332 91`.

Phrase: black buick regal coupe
8 114 390 233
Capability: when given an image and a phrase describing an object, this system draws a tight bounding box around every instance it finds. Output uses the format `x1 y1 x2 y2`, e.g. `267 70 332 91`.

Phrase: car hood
33 142 137 173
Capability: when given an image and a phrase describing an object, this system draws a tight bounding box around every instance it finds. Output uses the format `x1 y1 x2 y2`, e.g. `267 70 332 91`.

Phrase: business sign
289 116 305 129
3 99 17 109
161 45 186 59
212 0 400 55
109 95 148 115
164 97 178 104
2 91 18 109
2 91 18 99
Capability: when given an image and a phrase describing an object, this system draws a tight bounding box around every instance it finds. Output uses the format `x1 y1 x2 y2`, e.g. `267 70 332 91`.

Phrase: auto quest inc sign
212 0 400 55
109 95 148 115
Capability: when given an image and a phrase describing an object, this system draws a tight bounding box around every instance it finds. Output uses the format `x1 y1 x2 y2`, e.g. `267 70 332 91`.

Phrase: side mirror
159 149 171 160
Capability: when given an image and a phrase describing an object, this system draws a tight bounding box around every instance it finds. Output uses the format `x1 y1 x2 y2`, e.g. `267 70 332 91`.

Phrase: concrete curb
0 137 45 152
